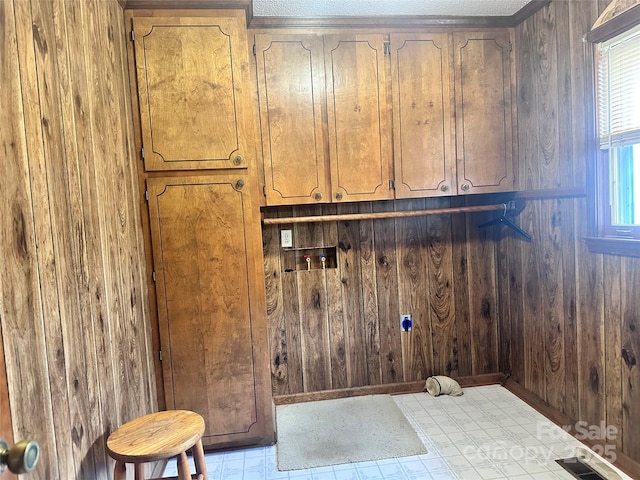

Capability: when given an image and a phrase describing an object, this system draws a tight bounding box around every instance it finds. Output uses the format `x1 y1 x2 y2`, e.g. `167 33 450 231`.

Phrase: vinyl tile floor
163 385 631 480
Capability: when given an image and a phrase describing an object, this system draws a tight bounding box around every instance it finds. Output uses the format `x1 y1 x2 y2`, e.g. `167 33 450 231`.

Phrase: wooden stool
107 410 208 480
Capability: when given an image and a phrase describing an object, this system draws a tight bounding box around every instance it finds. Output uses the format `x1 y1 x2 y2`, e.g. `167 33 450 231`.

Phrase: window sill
584 236 640 258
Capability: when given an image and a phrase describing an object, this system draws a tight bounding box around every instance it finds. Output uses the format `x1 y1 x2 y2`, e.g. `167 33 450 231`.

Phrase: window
595 23 640 240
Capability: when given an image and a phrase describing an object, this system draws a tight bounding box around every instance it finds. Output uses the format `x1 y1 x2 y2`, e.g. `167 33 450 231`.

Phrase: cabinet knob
0 439 40 474
233 155 244 166
335 192 343 201
440 185 449 192
235 179 245 190
315 192 323 201
461 183 470 192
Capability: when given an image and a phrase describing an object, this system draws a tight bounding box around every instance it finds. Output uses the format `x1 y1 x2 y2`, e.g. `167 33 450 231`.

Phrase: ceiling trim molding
248 15 517 29
120 0 546 29
508 0 551 26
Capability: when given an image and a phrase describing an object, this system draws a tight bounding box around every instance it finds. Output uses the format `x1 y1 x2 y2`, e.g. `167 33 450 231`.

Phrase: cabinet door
324 34 394 202
133 14 252 171
147 174 273 448
391 33 456 198
453 31 515 194
255 34 330 205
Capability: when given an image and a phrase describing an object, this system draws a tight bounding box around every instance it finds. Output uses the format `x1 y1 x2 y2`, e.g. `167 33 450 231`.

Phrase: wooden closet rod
262 202 514 225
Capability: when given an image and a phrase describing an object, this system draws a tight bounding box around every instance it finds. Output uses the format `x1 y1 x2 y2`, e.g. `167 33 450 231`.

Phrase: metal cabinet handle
461 184 470 192
235 179 245 190
0 439 40 474
233 155 244 165
440 185 449 192
315 192 323 201
335 192 343 201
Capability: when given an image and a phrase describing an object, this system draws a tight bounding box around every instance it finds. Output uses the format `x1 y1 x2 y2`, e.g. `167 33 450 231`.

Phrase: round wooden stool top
107 410 205 464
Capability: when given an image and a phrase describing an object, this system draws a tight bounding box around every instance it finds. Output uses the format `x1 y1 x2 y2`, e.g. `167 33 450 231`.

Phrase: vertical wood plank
542 199 565 412
322 204 348 390
576 199 605 431
337 203 367 387
465 199 499 375
358 203 382 385
451 197 472 377
561 198 579 420
603 255 622 451
522 200 545 398
282 264 304 394
496 215 511 377
262 212 288 395
506 219 525 384
569 1 597 190
427 198 458 377
397 199 433 381
294 205 331 392
621 257 640 461
516 14 540 191
536 3 561 190
373 202 403 384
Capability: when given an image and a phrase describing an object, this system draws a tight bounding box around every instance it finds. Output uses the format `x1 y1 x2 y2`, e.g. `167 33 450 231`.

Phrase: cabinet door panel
255 34 330 205
454 31 515 194
147 175 271 447
133 15 250 171
325 34 393 202
391 33 456 198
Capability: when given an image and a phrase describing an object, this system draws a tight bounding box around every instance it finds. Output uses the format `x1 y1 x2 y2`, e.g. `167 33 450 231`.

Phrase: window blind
598 23 640 148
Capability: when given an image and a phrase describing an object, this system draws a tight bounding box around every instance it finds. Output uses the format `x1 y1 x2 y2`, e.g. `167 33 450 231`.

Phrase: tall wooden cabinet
128 11 274 449
146 175 271 448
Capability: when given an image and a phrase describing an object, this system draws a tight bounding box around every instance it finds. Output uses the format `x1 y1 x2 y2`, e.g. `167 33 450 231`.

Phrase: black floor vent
556 457 607 479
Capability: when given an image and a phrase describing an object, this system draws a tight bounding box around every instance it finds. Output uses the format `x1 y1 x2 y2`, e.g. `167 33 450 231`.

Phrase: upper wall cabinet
254 34 330 204
453 31 515 194
390 33 456 198
132 14 253 171
254 29 516 205
324 34 394 202
255 33 394 205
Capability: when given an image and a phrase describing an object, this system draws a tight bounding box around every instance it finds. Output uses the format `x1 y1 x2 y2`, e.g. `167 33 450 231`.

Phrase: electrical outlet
401 314 412 332
281 229 293 248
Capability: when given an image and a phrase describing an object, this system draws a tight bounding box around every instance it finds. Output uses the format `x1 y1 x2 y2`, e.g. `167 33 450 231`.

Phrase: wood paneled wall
504 0 640 468
263 198 504 396
0 0 157 478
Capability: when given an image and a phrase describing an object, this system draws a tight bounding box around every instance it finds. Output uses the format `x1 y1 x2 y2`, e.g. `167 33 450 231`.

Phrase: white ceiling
252 0 533 17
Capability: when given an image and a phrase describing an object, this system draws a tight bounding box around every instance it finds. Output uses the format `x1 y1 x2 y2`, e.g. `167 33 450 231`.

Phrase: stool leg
134 463 145 480
192 439 208 479
176 451 190 480
113 461 127 480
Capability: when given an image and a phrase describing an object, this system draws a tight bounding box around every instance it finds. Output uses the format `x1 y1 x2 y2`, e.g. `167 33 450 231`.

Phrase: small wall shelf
282 246 338 272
